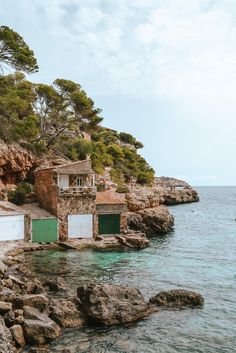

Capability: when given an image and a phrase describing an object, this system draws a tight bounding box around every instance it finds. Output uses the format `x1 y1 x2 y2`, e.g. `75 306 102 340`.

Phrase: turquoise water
25 187 236 353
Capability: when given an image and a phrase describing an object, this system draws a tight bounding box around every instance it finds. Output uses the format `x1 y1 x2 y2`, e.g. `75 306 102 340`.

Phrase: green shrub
116 184 129 193
8 182 32 205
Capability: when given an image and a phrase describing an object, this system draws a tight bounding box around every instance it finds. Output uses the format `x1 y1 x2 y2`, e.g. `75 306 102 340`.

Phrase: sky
1 0 236 185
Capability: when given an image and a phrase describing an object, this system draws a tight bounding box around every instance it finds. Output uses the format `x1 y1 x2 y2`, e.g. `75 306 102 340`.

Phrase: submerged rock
149 289 204 308
77 283 149 326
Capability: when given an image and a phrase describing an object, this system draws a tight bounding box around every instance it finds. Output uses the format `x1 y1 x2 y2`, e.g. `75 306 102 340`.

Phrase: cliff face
0 140 37 188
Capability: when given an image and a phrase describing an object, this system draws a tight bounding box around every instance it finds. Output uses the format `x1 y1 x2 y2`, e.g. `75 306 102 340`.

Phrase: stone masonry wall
35 169 58 215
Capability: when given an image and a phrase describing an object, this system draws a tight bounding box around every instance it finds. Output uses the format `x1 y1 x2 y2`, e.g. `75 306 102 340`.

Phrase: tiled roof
96 192 126 205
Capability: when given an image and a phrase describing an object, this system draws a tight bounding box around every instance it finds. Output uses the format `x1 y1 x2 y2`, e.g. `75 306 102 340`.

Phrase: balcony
59 185 96 196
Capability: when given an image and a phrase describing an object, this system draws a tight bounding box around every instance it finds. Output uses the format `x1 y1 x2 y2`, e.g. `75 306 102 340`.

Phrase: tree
0 72 39 142
0 26 38 74
33 79 103 148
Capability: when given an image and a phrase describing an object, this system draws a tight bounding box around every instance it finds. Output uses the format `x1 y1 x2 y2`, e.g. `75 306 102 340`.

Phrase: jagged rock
0 316 15 353
115 234 149 250
128 206 174 235
10 324 26 348
43 277 67 292
21 294 49 313
50 299 84 328
149 289 204 308
23 306 61 344
77 283 149 326
0 301 12 314
0 140 36 186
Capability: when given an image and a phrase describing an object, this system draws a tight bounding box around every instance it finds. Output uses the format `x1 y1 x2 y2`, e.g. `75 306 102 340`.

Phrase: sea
24 187 236 353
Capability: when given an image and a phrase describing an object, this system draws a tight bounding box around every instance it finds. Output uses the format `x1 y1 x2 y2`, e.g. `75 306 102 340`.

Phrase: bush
116 184 129 193
8 182 32 205
137 171 154 185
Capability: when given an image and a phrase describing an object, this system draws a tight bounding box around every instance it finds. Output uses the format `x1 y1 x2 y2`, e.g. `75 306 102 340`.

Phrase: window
76 177 84 187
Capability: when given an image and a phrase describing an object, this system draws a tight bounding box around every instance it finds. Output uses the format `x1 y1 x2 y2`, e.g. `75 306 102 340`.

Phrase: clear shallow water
24 187 236 353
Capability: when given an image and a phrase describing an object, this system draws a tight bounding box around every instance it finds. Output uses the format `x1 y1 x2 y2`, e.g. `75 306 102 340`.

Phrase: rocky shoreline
0 244 204 353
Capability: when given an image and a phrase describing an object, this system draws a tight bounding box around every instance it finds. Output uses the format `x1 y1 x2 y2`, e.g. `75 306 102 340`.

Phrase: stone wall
35 169 58 215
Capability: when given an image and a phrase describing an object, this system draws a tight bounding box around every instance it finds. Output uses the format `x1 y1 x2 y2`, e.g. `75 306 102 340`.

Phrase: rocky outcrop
127 206 174 236
0 140 36 188
77 283 149 326
149 289 204 308
115 232 149 249
76 284 204 327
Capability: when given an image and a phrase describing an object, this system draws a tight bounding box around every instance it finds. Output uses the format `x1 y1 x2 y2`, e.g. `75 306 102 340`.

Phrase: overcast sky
1 0 236 185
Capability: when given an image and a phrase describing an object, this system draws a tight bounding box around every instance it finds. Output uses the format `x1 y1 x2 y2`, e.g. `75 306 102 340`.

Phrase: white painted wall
59 174 69 188
68 214 93 238
0 215 24 241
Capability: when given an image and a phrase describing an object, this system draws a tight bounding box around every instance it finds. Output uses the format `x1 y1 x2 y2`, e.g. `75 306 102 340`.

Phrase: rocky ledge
0 248 204 352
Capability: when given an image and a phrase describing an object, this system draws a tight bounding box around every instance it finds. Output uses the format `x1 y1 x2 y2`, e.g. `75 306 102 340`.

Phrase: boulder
0 301 12 314
0 316 15 353
115 234 149 250
77 283 149 326
23 306 61 344
10 324 26 348
21 294 49 312
50 299 84 328
149 289 204 308
0 260 8 275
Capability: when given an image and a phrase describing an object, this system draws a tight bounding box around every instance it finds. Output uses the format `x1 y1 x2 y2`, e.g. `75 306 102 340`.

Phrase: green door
32 219 58 243
99 214 120 235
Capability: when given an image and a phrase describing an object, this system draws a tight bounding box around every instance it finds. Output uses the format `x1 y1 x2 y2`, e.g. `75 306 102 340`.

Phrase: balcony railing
59 186 96 195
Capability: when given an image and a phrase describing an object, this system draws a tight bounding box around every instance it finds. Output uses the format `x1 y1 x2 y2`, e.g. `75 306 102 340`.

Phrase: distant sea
24 187 236 353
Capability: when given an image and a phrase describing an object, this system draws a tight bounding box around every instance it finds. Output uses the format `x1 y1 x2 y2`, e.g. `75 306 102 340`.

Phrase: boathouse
35 160 96 241
0 201 30 241
95 192 127 236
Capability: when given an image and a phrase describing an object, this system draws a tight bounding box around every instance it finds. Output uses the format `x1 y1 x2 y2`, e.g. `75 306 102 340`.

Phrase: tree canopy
0 27 155 185
0 26 38 74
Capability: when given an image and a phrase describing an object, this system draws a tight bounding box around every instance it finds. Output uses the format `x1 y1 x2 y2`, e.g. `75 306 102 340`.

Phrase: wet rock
44 277 67 292
50 299 84 328
21 294 49 313
0 316 15 353
77 283 149 326
115 233 149 250
0 301 12 314
6 248 24 257
10 324 26 347
149 289 204 308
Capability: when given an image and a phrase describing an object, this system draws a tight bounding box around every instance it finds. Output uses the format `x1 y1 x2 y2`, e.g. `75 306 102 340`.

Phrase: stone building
95 192 127 237
35 160 96 241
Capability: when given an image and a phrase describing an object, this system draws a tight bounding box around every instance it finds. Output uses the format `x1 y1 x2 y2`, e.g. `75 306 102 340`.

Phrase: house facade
35 160 96 241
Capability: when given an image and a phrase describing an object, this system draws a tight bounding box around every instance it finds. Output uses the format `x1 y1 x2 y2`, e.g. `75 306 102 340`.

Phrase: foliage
0 28 155 186
0 26 38 73
8 182 32 205
116 184 130 193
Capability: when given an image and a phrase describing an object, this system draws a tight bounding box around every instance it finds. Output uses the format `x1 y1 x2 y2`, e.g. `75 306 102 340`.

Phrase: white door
68 214 93 238
59 175 69 188
0 215 24 241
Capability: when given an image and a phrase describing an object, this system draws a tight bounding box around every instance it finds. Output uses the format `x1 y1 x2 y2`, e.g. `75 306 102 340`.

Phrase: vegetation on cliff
0 26 154 186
